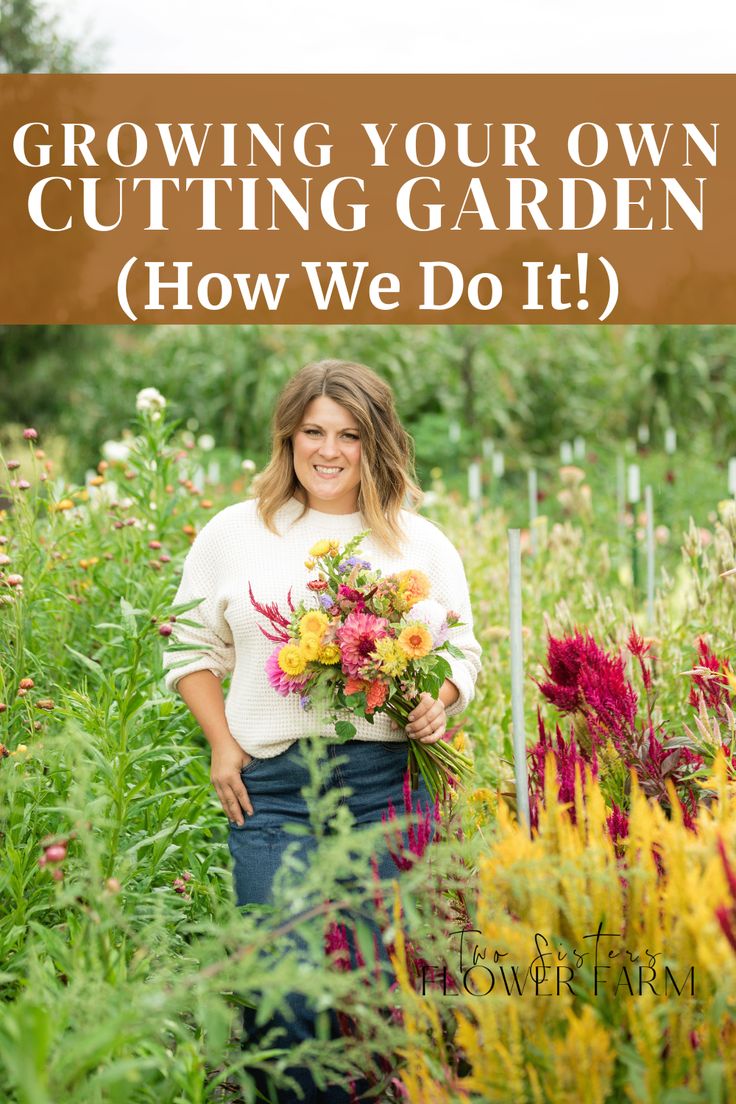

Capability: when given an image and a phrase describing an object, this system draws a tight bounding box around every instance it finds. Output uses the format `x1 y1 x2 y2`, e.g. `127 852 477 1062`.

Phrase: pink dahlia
337 610 389 678
265 647 308 696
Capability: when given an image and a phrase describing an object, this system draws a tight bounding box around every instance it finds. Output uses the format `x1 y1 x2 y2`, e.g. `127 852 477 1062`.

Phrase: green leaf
119 597 138 636
64 646 104 681
334 720 356 741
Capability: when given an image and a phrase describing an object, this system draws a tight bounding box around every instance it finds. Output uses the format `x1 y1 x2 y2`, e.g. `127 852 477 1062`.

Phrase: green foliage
0 0 100 73
2 400 736 1098
2 324 735 482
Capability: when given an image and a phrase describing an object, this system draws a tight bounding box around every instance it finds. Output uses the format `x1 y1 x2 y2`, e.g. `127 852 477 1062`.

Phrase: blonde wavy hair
252 359 423 555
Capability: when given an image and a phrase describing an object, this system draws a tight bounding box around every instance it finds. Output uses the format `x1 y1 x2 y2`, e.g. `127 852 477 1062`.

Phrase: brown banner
0 74 733 323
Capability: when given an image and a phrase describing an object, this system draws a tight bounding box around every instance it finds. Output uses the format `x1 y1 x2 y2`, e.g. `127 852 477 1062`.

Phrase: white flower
241 458 256 473
136 387 167 416
198 434 215 452
101 439 131 464
405 598 450 647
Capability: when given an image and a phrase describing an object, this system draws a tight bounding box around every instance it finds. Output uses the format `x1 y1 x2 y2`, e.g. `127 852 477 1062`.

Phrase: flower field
1 403 736 1102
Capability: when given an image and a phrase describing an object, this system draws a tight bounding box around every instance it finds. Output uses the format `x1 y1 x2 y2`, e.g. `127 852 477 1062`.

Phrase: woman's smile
293 394 362 513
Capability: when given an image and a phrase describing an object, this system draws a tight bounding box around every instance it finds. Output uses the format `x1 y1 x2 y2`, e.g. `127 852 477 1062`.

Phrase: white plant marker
468 461 482 521
560 441 573 465
665 428 677 455
573 435 586 461
616 455 626 558
508 529 530 835
627 463 641 505
729 457 736 497
528 469 538 555
645 485 655 626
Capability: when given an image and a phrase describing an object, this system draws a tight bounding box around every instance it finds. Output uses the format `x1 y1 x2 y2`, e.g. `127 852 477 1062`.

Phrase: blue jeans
227 737 432 1104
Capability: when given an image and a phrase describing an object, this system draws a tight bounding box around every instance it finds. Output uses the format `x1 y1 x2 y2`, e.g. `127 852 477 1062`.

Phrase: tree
0 0 99 73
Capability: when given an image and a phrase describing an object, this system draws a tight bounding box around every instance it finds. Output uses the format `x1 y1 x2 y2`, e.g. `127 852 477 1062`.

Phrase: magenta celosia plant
528 627 711 847
322 773 462 1098
715 836 736 956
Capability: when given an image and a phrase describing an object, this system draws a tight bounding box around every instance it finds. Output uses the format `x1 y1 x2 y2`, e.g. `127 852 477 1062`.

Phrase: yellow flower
397 623 433 659
278 643 307 676
453 731 467 753
299 633 322 661
299 610 329 639
396 569 430 609
309 540 331 558
318 643 341 665
304 558 315 570
372 636 409 676
328 539 341 554
54 499 75 512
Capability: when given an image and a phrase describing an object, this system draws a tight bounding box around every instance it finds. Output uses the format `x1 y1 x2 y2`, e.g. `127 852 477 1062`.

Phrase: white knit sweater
163 495 482 758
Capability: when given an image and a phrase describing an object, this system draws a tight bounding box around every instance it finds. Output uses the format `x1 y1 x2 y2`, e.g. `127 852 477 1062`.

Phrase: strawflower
299 610 329 639
277 643 308 677
266 648 308 695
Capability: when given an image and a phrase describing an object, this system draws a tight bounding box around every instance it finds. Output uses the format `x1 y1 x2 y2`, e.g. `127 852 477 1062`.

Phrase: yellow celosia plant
390 752 736 1102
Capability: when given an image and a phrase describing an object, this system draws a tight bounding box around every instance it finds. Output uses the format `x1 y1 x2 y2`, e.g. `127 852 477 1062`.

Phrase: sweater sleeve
162 515 236 694
429 531 482 717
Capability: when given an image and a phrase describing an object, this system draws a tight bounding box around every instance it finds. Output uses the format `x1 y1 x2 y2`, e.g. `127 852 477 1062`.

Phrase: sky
47 0 736 74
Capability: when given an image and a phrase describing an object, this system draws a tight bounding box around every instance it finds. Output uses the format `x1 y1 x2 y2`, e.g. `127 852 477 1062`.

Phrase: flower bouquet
249 531 474 800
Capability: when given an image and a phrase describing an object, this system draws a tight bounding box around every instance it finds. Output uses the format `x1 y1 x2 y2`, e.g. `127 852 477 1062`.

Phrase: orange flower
365 680 389 714
396 569 430 609
345 676 369 696
397 623 433 659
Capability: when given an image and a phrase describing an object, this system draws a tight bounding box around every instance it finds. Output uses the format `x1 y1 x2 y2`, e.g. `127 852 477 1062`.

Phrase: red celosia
606 803 629 849
627 626 653 693
248 582 292 644
527 711 598 831
382 771 441 870
537 631 638 751
715 836 736 955
688 637 733 722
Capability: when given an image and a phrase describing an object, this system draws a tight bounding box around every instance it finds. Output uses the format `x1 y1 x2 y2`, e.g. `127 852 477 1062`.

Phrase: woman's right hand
210 741 254 825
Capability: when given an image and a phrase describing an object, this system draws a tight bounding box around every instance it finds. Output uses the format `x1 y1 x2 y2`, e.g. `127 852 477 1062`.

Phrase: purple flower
319 594 333 609
337 557 371 574
299 694 312 710
382 772 441 870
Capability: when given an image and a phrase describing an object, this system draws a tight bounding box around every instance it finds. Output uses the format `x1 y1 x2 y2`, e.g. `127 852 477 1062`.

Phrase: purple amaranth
382 771 441 870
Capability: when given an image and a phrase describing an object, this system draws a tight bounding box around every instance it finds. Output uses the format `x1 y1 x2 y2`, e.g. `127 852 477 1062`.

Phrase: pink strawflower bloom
337 610 389 678
265 647 308 696
23 428 38 440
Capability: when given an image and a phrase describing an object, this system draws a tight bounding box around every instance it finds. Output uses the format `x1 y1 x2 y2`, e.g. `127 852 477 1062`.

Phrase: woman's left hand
405 691 447 744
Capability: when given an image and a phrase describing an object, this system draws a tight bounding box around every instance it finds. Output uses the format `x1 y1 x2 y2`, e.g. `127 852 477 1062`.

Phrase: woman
163 359 482 1103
